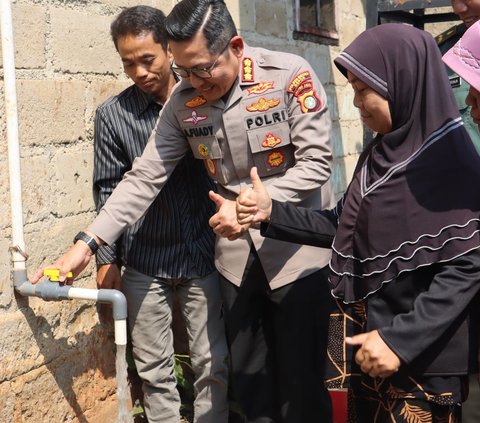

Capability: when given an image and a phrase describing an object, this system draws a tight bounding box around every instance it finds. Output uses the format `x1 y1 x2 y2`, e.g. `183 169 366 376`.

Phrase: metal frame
367 0 459 29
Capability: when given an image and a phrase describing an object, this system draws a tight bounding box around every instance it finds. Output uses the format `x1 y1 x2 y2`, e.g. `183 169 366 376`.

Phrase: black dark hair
164 0 237 54
110 5 168 51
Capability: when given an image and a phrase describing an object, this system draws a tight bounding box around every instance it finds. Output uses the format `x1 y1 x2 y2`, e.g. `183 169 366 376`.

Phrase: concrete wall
0 0 457 421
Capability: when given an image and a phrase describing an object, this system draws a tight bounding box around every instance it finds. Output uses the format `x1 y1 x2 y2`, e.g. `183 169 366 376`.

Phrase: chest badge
205 158 216 176
242 57 254 83
267 151 285 168
247 81 275 95
182 110 208 125
198 144 210 158
185 95 207 108
262 133 282 149
246 97 280 112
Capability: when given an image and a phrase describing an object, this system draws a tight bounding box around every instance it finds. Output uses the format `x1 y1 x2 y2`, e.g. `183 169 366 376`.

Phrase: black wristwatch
73 231 99 254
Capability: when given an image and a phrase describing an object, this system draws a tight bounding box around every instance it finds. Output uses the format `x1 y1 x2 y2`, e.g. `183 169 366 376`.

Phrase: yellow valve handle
43 268 73 282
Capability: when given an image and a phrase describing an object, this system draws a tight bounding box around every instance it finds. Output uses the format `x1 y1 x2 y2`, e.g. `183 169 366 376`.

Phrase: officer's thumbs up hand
236 167 272 225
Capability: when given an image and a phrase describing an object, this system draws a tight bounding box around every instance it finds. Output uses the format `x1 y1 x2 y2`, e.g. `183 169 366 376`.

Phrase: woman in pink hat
443 20 480 130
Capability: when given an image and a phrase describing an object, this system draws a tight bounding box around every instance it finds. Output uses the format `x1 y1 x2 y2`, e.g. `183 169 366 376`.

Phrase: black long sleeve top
262 199 480 376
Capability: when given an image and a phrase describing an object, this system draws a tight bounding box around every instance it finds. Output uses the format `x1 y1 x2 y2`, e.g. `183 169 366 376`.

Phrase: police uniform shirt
89 44 335 290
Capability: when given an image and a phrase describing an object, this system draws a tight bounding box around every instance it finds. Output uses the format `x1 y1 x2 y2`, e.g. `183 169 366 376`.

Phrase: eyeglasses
170 39 231 80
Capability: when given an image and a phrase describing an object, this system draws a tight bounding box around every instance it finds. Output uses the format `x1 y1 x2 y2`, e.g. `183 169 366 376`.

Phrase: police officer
33 1 335 422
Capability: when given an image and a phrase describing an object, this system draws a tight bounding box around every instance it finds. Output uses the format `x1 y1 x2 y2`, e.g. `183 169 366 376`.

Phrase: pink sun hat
442 20 480 92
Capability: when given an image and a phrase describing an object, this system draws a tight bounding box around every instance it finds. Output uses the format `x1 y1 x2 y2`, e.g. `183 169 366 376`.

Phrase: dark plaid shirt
93 84 216 278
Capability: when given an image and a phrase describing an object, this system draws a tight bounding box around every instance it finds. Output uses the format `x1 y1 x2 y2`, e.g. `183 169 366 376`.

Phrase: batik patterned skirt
325 299 466 423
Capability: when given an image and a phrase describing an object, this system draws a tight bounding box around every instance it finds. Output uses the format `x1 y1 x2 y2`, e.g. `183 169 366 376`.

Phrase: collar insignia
185 95 207 108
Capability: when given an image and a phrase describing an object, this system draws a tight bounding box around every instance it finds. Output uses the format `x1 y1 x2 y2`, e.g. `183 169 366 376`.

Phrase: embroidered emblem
246 97 281 112
247 81 275 95
182 110 208 125
205 158 216 176
287 70 312 94
198 144 210 158
242 57 254 83
294 80 314 97
297 89 323 113
185 95 207 108
267 151 285 168
261 133 282 149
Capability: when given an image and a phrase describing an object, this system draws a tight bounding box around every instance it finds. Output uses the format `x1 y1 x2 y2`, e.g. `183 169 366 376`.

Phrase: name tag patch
449 76 461 88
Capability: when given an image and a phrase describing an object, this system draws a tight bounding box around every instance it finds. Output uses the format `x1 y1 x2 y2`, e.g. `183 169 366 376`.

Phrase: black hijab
330 23 480 303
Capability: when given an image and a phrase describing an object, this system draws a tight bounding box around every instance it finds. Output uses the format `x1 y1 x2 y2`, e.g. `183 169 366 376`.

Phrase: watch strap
73 231 99 254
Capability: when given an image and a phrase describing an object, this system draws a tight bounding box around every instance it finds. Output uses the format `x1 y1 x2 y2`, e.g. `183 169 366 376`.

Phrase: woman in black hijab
236 23 480 422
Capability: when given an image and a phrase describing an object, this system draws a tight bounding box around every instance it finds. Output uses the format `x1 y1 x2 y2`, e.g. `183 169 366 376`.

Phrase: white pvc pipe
68 287 103 302
1 0 26 270
1 1 128 348
114 320 128 346
68 288 128 345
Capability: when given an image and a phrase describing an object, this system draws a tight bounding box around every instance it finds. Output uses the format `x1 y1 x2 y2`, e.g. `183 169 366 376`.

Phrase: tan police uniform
89 44 335 290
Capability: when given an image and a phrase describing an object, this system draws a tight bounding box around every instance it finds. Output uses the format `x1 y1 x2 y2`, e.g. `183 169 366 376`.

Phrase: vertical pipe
0 0 129 349
1 0 26 271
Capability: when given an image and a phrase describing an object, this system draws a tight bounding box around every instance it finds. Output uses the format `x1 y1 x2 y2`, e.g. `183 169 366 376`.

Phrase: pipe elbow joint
98 289 128 320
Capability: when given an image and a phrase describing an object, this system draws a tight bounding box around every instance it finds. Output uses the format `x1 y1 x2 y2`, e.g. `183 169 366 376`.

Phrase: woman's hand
236 167 272 225
346 330 401 378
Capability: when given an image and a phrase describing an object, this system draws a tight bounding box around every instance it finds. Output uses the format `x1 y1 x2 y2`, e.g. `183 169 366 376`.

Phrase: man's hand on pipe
31 232 100 284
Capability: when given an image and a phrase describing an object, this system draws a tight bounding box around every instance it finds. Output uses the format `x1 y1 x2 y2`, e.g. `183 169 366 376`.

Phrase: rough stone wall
0 0 456 421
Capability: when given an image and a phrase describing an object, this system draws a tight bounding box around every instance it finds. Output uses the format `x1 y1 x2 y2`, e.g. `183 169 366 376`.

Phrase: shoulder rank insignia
185 95 207 108
246 97 281 112
242 57 254 83
248 81 275 95
267 150 285 168
182 110 208 125
262 133 282 149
